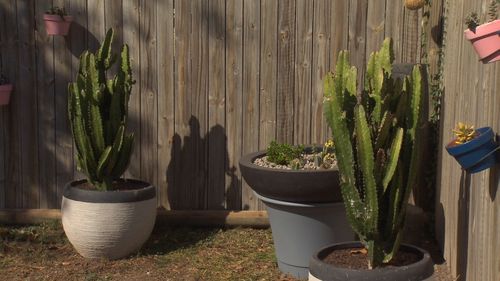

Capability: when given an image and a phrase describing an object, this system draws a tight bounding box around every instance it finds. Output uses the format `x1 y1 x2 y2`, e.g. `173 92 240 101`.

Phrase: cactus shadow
166 116 240 211
456 170 471 281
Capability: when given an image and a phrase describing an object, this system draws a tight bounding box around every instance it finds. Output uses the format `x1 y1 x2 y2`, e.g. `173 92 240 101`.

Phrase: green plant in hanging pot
464 0 500 63
62 28 156 260
43 6 73 36
309 38 434 281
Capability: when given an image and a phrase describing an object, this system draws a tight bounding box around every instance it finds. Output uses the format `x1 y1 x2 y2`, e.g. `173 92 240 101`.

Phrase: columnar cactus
324 38 423 268
68 28 135 191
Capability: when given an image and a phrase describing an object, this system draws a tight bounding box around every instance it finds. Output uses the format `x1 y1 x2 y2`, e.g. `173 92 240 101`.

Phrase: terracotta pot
43 14 73 36
61 179 157 259
464 19 500 63
0 84 13 105
405 0 426 10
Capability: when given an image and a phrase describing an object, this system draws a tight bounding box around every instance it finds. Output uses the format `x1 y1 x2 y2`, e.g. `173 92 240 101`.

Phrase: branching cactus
68 28 135 191
323 38 423 268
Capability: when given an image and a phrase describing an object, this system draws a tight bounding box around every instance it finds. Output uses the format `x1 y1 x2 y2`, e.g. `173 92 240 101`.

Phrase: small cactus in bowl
452 122 477 145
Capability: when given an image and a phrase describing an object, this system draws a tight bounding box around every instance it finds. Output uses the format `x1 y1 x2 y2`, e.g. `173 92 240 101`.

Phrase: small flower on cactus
452 122 477 144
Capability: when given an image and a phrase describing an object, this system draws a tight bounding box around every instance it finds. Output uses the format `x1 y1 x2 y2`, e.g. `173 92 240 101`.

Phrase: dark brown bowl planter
0 84 13 105
239 147 342 203
43 14 73 36
309 242 434 281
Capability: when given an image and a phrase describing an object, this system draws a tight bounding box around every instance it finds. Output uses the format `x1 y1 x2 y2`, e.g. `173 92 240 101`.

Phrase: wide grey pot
256 192 355 280
61 179 157 260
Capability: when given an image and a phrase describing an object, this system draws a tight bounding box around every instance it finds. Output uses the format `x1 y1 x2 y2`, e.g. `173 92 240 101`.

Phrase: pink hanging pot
43 14 73 36
464 19 500 64
0 84 13 105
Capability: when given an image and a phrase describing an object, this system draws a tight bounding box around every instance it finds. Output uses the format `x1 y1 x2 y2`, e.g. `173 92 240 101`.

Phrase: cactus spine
324 38 423 268
68 28 135 191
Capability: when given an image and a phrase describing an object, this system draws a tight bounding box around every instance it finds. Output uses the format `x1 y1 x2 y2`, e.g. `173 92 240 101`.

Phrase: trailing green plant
68 28 135 191
323 38 424 268
46 6 67 20
266 141 304 166
465 0 499 31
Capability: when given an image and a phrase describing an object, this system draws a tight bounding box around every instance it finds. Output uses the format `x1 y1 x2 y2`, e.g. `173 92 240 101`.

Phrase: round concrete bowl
61 179 157 260
239 147 342 203
309 242 434 281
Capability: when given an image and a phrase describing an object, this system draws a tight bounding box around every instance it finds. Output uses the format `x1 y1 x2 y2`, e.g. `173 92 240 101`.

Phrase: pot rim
310 241 434 277
445 127 494 154
63 179 156 203
239 146 339 175
43 14 74 21
464 19 500 39
254 191 343 208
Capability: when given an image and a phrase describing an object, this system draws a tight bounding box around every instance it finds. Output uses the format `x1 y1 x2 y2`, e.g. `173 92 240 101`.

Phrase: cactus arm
97 28 114 70
105 125 125 174
382 128 403 193
324 54 365 237
96 146 112 179
354 105 378 236
111 133 134 177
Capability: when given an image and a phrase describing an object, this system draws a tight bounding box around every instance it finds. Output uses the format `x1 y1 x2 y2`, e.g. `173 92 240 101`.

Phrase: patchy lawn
0 221 452 281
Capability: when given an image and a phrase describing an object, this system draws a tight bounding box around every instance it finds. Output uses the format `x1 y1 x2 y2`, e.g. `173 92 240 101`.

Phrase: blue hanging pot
446 127 499 174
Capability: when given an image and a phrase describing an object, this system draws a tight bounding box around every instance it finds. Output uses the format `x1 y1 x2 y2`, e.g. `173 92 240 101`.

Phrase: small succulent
465 0 499 31
0 74 9 85
290 158 303 170
452 122 477 144
46 6 67 20
266 141 304 166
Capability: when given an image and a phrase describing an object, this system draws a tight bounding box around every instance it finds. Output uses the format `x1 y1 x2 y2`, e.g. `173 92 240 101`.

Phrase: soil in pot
323 247 421 270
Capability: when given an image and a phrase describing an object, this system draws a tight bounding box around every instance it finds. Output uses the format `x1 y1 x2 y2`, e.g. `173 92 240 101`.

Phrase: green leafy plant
465 0 499 31
68 28 135 191
266 141 304 166
45 6 67 20
452 122 477 144
323 38 423 268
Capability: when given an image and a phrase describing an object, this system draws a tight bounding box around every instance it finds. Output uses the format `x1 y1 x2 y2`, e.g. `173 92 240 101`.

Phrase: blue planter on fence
446 127 499 173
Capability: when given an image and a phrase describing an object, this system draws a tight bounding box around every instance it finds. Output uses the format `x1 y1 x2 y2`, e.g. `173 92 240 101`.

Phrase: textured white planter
61 179 157 259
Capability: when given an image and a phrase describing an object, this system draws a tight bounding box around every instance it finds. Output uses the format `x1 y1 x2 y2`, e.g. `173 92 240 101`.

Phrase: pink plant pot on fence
43 14 73 36
464 19 500 64
0 84 13 105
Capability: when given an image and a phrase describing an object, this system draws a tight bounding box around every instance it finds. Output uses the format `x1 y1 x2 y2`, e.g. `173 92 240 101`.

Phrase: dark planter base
309 242 434 281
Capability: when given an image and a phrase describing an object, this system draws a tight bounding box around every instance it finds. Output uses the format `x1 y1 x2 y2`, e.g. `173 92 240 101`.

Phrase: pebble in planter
464 0 500 64
240 141 354 279
44 6 73 36
446 122 499 173
62 28 156 260
310 38 434 281
0 73 13 106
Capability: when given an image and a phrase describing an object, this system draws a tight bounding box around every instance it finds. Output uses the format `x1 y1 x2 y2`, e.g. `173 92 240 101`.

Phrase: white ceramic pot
61 179 156 259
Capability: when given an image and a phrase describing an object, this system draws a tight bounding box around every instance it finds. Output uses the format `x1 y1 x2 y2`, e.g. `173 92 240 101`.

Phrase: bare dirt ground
0 221 453 281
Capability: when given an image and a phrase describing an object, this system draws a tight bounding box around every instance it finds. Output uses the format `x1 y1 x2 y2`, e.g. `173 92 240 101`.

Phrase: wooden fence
0 0 429 210
436 0 500 280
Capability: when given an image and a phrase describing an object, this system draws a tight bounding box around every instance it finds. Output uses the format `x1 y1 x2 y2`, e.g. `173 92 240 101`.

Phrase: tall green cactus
68 28 135 191
324 38 423 268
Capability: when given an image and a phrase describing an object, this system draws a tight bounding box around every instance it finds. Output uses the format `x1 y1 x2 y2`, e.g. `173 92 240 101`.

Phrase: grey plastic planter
256 192 355 280
62 179 157 260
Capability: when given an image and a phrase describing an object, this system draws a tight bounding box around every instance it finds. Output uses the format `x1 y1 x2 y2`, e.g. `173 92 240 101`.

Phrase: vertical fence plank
156 0 174 209
402 8 422 63
208 0 226 209
225 0 243 210
104 0 123 50
139 0 158 203
241 0 260 210
348 0 368 85
54 0 73 208
122 0 141 180
173 0 193 209
277 0 296 144
0 0 21 208
36 0 56 208
293 0 312 145
365 0 386 55
87 0 105 51
259 0 278 150
16 0 39 208
384 0 404 62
